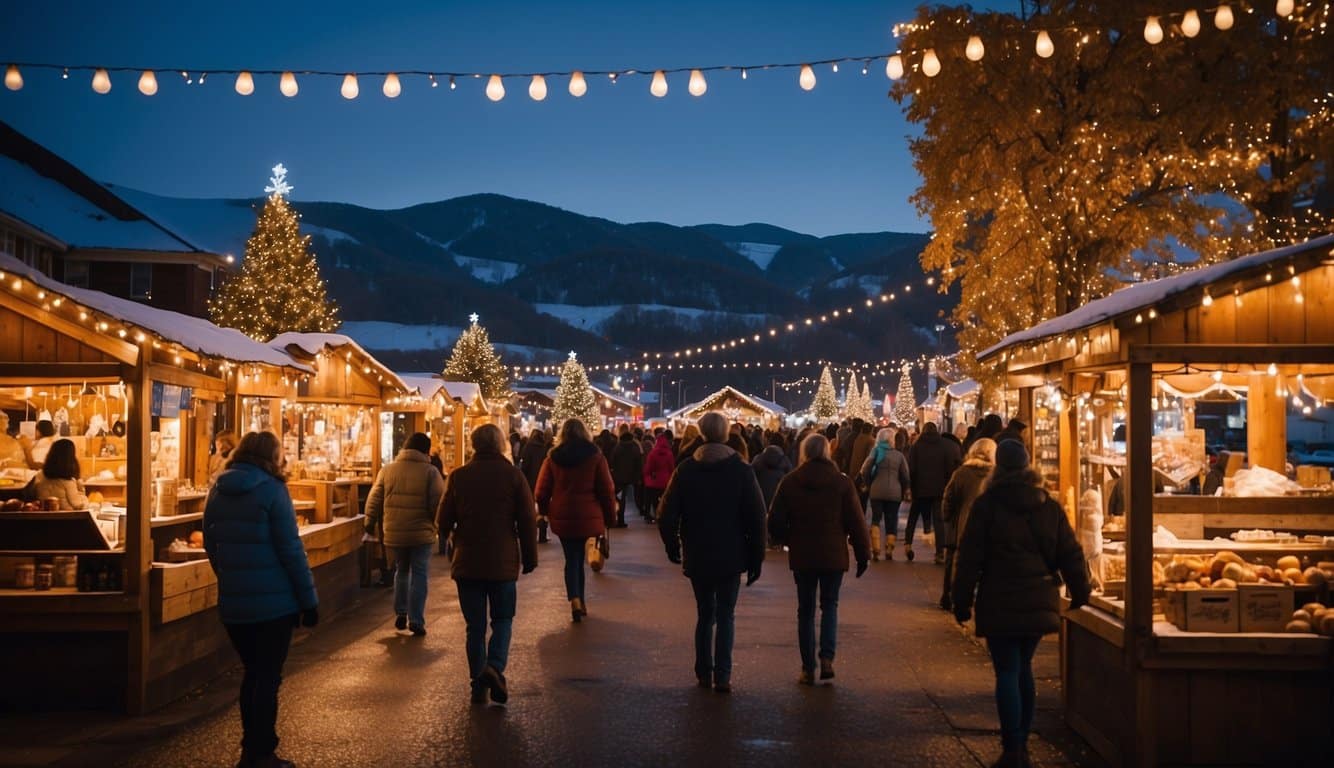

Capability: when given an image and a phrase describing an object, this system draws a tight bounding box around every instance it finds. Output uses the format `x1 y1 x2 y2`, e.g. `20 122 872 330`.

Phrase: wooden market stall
667 385 786 430
591 382 644 427
388 375 490 471
977 235 1334 767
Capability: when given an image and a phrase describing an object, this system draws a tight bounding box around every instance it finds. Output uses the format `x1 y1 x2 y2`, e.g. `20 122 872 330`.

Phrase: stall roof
398 374 447 401
978 234 1334 362
0 252 311 372
439 380 484 405
945 379 980 399
270 332 408 391
667 385 787 419
590 383 641 410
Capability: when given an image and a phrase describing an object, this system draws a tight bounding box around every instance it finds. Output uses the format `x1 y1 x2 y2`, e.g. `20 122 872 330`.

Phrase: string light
91 68 111 94
529 74 547 101
485 74 505 101
965 36 985 62
688 69 707 96
340 73 358 99
382 73 401 98
4 64 22 91
234 71 254 95
922 49 941 77
568 71 587 97
1215 4 1235 30
650 70 668 97
799 64 816 91
1143 16 1164 45
886 55 905 80
137 70 157 96
1181 10 1202 37
1276 0 1295 17
280 71 298 97
1035 30 1055 58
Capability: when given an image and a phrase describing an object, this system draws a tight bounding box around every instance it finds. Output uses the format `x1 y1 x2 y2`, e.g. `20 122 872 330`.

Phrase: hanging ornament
486 74 505 101
921 49 941 77
1035 31 1055 58
886 55 904 80
382 73 401 98
650 69 668 97
688 68 707 96
280 71 298 97
234 71 254 95
529 74 547 101
799 64 816 90
568 71 587 97
965 36 985 62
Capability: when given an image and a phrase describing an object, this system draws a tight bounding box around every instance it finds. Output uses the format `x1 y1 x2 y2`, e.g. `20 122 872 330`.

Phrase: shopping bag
587 536 605 572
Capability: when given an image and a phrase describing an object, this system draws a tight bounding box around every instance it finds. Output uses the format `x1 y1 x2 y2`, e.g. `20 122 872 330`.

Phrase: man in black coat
906 422 962 564
609 427 643 528
659 412 766 694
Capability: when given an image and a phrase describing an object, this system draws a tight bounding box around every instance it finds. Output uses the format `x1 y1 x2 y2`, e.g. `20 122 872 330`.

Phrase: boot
537 517 549 543
988 749 1025 768
869 525 881 561
885 535 897 561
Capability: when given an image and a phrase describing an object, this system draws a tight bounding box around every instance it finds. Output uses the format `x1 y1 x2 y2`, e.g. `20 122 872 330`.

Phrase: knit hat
995 439 1030 471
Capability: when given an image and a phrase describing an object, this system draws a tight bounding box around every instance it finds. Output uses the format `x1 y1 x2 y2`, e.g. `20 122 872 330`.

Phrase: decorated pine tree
209 165 339 340
442 314 511 400
552 352 602 431
861 381 874 422
810 365 839 421
845 371 861 418
892 364 917 427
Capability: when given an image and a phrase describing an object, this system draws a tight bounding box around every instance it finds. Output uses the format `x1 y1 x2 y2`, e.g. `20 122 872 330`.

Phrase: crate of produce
1237 583 1294 632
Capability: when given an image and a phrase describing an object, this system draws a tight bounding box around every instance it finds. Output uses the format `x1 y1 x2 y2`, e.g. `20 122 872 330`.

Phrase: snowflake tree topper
468 313 479 325
264 164 293 197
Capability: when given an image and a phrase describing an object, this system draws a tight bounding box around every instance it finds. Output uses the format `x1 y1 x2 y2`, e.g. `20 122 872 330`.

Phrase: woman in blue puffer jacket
205 431 318 768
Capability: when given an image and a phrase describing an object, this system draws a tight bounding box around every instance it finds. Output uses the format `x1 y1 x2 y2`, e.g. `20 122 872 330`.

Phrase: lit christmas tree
442 314 511 401
845 371 861 418
209 165 339 340
861 381 874 422
810 365 839 422
552 352 602 431
892 363 917 427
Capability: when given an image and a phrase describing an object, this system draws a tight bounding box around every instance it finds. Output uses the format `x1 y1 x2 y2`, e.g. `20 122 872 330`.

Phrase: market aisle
17 516 1103 768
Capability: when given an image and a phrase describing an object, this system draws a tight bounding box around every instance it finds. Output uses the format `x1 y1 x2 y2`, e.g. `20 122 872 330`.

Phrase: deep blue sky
2 0 937 236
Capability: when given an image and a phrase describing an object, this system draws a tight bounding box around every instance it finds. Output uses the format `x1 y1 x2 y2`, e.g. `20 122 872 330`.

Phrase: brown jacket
436 451 538 581
767 459 871 572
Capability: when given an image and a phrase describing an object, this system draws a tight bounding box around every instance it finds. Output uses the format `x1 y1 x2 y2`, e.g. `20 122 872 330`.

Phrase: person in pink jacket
641 432 676 523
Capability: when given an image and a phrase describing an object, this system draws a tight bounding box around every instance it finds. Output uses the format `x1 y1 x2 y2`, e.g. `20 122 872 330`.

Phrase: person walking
952 440 1090 768
609 425 643 528
905 422 961 563
363 432 445 636
204 432 318 768
751 433 793 511
436 424 538 706
675 423 703 466
534 418 617 623
518 429 551 542
937 438 996 611
859 428 910 561
657 413 766 693
767 434 870 685
642 432 676 523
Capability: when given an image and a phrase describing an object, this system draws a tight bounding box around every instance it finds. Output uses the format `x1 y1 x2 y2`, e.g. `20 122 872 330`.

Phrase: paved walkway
2 517 1105 768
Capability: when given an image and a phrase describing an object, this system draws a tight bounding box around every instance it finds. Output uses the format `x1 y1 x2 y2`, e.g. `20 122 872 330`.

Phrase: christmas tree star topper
264 164 293 197
568 351 578 361
468 313 479 325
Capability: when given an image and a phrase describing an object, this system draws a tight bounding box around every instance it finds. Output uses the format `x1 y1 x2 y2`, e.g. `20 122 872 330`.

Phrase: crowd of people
203 410 1089 768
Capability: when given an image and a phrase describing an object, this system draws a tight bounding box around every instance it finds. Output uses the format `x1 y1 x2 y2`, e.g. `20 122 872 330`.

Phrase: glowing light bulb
1215 4 1234 30
1144 16 1164 44
280 71 298 97
486 74 505 101
1276 0 1294 17
4 64 22 91
1267 363 1278 376
528 74 547 101
92 68 111 94
1201 292 1213 307
382 73 401 98
1035 31 1055 58
886 55 904 80
1212 370 1223 383
340 73 359 99
234 71 254 95
965 36 985 62
1181 10 1201 37
650 69 668 97
799 64 816 90
921 49 941 77
568 71 587 97
137 70 157 95
688 68 707 96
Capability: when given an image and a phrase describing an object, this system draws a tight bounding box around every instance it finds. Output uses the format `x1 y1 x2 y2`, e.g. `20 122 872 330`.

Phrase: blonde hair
966 437 997 464
799 434 831 465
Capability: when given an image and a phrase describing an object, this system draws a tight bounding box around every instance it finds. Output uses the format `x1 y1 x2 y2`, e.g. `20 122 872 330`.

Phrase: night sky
2 0 936 236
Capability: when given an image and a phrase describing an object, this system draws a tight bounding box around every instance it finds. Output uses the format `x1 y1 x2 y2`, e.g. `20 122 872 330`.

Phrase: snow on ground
304 224 360 246
728 242 783 271
826 274 889 298
534 303 769 332
453 255 522 283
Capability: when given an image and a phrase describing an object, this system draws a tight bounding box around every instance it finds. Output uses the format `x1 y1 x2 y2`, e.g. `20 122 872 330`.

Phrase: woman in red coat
535 418 617 622
641 432 676 523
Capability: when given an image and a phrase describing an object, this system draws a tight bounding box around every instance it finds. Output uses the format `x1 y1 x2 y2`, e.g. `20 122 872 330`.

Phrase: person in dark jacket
993 418 1027 448
518 430 551 542
725 426 750 462
594 428 617 461
642 433 676 523
751 434 793 511
204 432 318 768
676 424 703 467
937 438 995 611
768 434 870 685
437 424 538 706
535 418 617 622
952 440 1090 768
905 422 961 563
658 412 766 693
859 428 910 560
846 421 876 484
966 413 1004 453
609 427 643 528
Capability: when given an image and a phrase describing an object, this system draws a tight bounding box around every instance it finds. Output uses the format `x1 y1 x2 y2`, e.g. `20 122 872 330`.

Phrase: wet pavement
2 513 1106 768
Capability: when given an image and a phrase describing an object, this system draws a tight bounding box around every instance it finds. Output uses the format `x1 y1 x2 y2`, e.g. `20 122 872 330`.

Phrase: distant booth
668 385 786 430
0 253 338 713
511 386 556 433
592 383 643 428
977 235 1334 767
941 378 980 433
388 375 489 471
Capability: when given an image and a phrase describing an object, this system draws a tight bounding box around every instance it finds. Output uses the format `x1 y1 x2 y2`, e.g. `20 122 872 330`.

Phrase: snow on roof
945 379 980 399
590 383 641 410
667 385 787 419
105 185 259 258
269 332 408 391
979 234 1334 361
398 374 447 401
439 381 484 404
0 253 311 371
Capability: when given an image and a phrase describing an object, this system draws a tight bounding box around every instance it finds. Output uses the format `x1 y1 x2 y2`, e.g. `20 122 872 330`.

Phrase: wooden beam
1125 360 1155 767
123 366 152 714
146 363 226 396
0 362 126 382
1128 344 1334 365
1 295 139 364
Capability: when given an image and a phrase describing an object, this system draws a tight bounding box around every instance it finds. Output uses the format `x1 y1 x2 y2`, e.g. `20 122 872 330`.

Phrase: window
64 259 89 288
130 263 153 299
0 230 14 259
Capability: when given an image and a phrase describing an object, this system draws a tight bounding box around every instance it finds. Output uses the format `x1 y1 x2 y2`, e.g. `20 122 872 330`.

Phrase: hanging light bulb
1181 10 1201 37
965 36 985 62
921 49 941 77
568 71 587 97
234 71 254 95
1201 292 1213 307
1144 16 1164 44
1035 31 1055 58
280 71 298 97
1276 0 1294 17
740 68 748 80
92 68 111 94
382 73 401 98
1212 370 1223 383
137 70 157 95
4 64 22 91
340 73 359 99
799 64 816 91
1215 4 1234 30
486 74 505 101
688 68 707 96
528 74 547 101
886 55 904 80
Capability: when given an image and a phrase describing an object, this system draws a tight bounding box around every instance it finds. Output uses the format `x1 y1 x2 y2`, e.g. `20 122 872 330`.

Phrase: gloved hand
300 607 319 628
953 607 971 626
522 562 537 575
667 552 682 565
855 560 868 578
745 568 760 587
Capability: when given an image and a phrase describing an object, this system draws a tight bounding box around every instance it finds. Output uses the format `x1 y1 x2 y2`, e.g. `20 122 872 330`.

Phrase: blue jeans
905 497 938 545
393 543 433 628
455 579 517 678
689 574 741 682
986 636 1042 752
794 570 843 672
559 536 589 600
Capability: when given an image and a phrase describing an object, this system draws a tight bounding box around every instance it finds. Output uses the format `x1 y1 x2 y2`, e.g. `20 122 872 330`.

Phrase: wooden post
1246 372 1287 473
124 367 153 713
1059 372 1080 528
1125 359 1155 766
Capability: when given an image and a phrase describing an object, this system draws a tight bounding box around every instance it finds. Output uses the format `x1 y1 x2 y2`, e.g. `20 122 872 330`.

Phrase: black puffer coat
907 430 961 500
659 444 766 581
751 445 793 510
609 433 644 486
